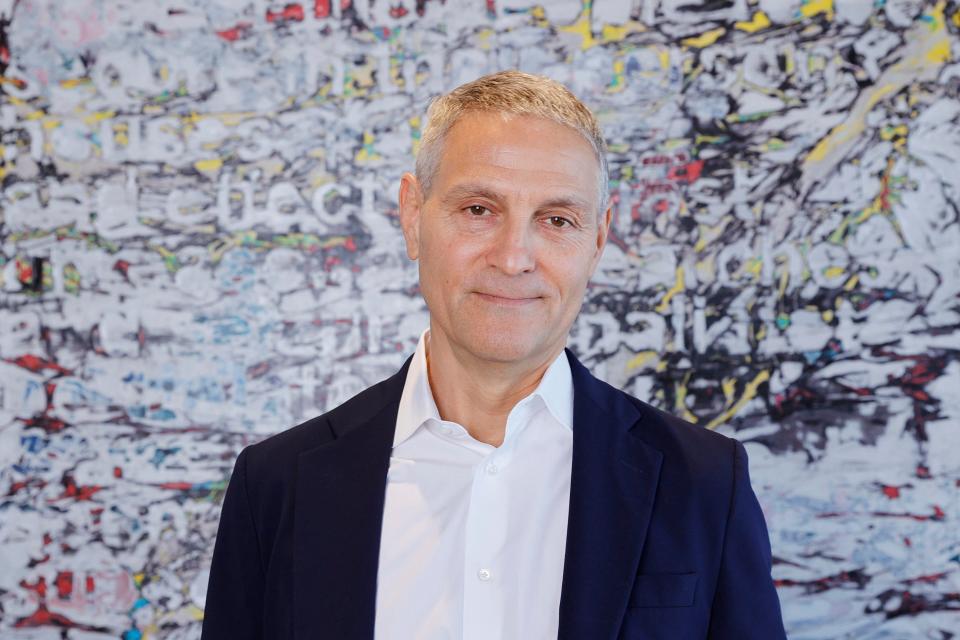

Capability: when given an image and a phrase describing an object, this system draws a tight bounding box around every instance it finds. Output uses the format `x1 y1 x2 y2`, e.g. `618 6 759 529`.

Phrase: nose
486 215 536 275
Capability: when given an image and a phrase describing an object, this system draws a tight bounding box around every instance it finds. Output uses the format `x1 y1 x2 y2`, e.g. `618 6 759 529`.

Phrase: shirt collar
393 328 574 448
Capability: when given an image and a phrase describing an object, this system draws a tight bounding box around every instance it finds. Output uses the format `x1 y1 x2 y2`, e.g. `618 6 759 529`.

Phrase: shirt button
486 463 499 475
477 568 491 581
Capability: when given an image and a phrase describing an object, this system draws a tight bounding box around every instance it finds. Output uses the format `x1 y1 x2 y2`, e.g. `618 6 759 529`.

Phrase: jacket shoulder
242 357 410 471
621 390 740 480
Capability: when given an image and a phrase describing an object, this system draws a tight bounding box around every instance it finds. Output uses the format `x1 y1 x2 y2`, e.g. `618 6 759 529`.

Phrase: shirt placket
460 402 531 640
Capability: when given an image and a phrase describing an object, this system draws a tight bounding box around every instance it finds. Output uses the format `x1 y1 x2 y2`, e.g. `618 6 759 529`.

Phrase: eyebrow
439 182 595 217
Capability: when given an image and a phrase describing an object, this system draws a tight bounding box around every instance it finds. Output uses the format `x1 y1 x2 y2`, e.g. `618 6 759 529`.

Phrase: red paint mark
902 571 949 585
20 576 48 598
85 575 95 593
667 159 704 183
55 572 73 599
23 414 68 433
314 0 331 17
16 259 34 285
13 604 86 630
868 505 945 522
904 537 911 547
43 533 52 546
159 482 193 491
113 259 130 277
881 485 901 499
267 3 305 22
390 4 409 18
8 354 72 375
216 22 252 41
8 478 46 496
55 473 103 502
344 236 357 251
916 465 931 479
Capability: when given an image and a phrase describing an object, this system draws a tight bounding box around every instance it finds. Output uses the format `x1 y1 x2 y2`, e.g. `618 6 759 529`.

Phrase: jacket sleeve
201 447 265 640
707 440 787 639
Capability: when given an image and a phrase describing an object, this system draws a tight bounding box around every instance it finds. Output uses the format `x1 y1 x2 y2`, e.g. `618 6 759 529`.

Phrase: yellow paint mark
194 158 223 172
160 65 169 82
746 258 762 279
42 118 61 130
844 274 860 291
806 84 897 163
953 7 960 27
217 112 256 127
656 266 685 313
777 265 790 299
822 309 834 323
823 265 845 279
407 116 423 156
682 27 725 49
83 110 115 126
706 370 771 430
559 10 596 51
674 374 699 424
602 23 629 41
694 229 708 253
926 39 950 64
355 131 381 163
649 49 667 73
735 11 771 32
800 0 834 20
59 77 92 88
607 59 626 93
476 28 495 50
721 377 737 405
627 350 657 370
880 124 908 140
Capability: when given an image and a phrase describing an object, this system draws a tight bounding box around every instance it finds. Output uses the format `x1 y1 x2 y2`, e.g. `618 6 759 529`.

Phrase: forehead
432 111 601 209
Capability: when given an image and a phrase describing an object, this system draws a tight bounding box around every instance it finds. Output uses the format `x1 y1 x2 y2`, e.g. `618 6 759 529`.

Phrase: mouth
474 292 540 306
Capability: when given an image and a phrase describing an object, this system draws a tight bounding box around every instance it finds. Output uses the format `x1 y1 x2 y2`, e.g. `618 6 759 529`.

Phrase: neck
424 325 563 447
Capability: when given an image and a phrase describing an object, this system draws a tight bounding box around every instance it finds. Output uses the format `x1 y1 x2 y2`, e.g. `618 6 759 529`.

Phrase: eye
547 215 572 228
467 205 489 216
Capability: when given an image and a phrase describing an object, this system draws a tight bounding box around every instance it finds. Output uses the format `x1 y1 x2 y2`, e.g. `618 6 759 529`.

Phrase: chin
461 327 545 364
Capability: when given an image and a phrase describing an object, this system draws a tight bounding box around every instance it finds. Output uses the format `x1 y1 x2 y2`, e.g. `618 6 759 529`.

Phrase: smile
475 292 540 306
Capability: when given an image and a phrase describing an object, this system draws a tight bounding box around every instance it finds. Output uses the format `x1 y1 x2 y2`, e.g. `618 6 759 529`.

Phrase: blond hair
415 70 609 214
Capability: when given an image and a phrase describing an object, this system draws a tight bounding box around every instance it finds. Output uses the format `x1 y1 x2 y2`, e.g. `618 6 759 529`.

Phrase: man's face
398 111 611 367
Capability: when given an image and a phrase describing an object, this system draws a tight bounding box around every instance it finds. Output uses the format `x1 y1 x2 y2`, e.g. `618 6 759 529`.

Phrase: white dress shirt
373 328 574 640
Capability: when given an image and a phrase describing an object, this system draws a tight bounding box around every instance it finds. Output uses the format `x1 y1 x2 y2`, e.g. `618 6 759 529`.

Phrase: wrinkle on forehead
435 112 602 213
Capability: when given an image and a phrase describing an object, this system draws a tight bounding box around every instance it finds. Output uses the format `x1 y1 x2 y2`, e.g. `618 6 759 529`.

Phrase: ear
398 172 423 261
590 204 612 272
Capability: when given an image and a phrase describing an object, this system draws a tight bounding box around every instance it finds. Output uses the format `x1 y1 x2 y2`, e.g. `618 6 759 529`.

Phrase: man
202 70 787 639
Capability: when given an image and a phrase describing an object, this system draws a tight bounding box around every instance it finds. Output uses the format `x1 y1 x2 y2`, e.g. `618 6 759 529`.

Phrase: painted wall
1 0 958 637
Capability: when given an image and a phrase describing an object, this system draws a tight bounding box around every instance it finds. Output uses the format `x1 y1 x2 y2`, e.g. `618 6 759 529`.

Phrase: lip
474 292 540 306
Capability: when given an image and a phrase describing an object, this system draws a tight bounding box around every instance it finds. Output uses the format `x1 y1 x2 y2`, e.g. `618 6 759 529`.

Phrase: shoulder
240 357 411 476
614 384 742 487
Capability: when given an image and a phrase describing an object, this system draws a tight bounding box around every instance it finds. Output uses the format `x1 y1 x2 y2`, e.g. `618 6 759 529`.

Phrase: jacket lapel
292 356 411 640
290 349 663 640
558 349 664 640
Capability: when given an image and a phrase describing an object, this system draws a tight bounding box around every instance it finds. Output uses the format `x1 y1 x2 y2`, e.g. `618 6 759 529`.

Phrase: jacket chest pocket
628 572 699 608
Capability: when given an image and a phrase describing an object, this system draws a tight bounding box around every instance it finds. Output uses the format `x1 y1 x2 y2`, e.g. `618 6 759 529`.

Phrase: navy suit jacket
202 349 787 639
